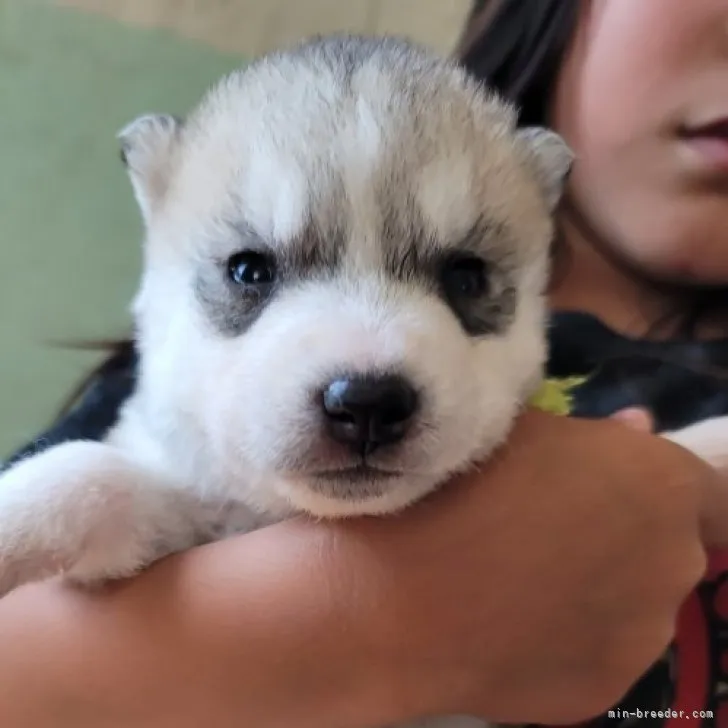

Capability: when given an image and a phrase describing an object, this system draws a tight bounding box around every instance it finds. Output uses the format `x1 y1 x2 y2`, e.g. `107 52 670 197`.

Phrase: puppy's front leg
0 440 211 596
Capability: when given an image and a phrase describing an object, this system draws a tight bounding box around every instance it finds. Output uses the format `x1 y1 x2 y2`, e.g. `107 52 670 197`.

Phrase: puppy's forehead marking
350 95 384 163
380 212 509 281
415 153 476 240
174 34 549 341
242 141 309 244
220 218 345 273
281 220 345 274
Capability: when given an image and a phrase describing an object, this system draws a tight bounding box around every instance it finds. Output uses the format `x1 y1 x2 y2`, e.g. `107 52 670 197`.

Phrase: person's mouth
678 118 728 170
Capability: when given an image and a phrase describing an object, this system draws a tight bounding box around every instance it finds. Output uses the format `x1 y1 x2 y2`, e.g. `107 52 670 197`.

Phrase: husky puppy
0 33 572 585
0 34 724 728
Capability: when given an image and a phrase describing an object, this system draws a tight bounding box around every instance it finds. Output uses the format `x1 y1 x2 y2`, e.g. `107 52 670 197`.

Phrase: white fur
4 35 684 728
242 140 310 243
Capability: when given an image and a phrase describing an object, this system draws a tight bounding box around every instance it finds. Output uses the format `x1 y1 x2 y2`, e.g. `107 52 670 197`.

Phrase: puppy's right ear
514 127 573 212
117 113 181 224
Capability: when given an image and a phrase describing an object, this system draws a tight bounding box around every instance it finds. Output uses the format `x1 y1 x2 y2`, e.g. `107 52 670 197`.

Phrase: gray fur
194 265 276 337
514 127 574 210
0 34 584 728
194 218 347 336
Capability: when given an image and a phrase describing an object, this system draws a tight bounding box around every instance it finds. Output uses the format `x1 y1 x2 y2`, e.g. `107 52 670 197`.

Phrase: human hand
610 406 655 432
610 407 728 545
326 409 723 724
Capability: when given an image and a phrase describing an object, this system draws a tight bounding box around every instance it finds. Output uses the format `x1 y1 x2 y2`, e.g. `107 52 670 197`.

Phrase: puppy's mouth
311 464 403 482
300 463 405 504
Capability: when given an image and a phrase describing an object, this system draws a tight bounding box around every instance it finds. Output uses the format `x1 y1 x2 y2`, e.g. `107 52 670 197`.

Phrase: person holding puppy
2 1 728 726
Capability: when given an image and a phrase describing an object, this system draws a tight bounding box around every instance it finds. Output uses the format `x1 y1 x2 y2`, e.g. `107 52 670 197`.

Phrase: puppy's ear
515 127 573 211
117 113 181 223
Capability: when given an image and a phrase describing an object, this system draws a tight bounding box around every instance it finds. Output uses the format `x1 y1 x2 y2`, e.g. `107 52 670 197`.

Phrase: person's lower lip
681 135 728 170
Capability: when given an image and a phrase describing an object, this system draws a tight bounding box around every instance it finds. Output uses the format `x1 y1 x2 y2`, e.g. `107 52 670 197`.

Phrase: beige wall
58 0 472 57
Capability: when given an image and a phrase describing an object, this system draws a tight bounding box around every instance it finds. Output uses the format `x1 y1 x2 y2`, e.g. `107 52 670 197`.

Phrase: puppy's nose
321 374 419 455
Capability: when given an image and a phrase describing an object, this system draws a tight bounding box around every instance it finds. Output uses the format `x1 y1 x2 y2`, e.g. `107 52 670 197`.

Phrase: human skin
550 0 728 335
0 411 723 728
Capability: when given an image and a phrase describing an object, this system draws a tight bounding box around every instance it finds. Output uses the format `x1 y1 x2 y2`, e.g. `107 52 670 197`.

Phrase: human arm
0 410 723 728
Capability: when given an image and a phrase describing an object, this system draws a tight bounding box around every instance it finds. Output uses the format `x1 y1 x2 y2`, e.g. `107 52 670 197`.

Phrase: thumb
610 407 655 433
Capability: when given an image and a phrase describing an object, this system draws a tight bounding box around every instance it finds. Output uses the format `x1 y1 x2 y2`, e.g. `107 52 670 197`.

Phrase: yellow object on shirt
527 376 588 417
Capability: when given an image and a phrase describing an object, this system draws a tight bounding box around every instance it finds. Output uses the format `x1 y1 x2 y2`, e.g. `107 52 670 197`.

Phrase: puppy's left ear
117 113 182 224
515 127 573 211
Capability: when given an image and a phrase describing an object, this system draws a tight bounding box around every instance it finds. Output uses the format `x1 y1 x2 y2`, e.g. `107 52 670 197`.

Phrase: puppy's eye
227 251 276 285
440 256 489 299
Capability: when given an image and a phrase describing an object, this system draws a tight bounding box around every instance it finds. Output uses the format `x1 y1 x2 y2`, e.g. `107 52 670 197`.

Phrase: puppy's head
120 36 572 518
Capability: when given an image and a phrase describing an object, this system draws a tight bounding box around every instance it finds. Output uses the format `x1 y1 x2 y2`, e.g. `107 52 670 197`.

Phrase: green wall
0 0 245 456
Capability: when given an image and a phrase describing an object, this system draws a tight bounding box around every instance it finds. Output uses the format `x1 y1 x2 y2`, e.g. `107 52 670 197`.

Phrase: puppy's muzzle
320 374 419 456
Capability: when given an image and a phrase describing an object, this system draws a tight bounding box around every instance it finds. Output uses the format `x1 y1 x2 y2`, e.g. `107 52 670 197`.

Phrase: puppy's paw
0 441 167 595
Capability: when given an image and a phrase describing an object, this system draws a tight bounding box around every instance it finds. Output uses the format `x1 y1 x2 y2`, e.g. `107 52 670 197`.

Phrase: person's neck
549 208 691 340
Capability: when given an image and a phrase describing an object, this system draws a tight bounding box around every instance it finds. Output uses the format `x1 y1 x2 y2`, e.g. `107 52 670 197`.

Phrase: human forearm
0 412 722 728
0 520 416 728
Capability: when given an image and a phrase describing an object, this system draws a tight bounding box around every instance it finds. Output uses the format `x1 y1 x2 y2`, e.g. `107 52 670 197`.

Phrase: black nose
321 374 419 455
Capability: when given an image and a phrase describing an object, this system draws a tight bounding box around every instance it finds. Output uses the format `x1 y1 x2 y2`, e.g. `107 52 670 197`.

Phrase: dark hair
2 337 137 471
455 0 579 128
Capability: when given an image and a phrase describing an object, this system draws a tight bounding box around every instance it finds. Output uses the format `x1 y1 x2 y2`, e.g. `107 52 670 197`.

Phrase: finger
610 408 655 433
